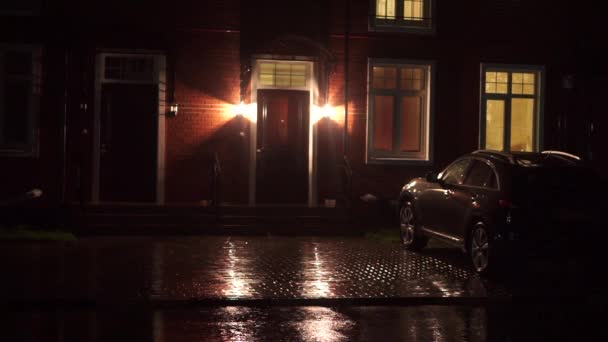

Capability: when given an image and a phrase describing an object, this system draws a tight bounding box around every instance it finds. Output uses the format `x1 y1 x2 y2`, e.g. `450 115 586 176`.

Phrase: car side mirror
425 171 441 183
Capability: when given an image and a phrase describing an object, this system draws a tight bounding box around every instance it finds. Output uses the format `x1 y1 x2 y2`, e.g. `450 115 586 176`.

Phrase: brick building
1 0 603 216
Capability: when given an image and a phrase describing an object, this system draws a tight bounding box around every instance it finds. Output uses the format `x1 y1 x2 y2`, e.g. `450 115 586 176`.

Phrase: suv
398 150 598 275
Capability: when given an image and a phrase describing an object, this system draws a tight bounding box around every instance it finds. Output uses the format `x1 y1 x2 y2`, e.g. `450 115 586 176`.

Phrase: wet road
1 236 604 341
2 306 493 341
1 236 510 301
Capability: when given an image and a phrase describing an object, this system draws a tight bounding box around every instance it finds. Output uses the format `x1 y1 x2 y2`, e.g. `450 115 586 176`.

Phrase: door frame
249 56 317 207
92 51 167 204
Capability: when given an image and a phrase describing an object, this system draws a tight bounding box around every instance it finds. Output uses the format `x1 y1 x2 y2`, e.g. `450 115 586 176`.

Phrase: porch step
69 204 356 235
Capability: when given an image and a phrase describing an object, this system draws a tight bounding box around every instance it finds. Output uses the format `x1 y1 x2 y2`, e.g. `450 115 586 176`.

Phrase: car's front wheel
470 222 492 275
400 201 427 251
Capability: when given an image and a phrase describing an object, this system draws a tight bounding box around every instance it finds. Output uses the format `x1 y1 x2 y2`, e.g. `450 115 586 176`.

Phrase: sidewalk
1 236 509 304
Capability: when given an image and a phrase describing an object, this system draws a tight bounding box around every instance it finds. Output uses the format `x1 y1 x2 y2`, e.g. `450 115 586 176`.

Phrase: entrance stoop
68 204 356 235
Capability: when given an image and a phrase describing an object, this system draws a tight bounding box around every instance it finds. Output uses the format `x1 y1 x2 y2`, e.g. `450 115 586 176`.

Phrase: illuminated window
0 46 41 156
481 65 543 152
258 62 307 88
372 0 433 32
367 59 433 163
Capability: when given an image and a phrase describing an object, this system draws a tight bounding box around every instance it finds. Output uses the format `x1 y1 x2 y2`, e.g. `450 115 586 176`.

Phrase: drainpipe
61 50 69 206
343 0 350 157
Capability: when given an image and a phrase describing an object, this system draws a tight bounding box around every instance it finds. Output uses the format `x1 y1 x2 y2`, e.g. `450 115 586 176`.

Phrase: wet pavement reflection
0 236 510 301
3 303 604 341
1 236 604 340
0 306 487 341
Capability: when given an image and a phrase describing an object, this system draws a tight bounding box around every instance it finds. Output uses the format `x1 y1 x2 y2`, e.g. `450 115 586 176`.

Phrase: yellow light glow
321 104 335 119
312 104 342 124
231 102 257 122
510 98 534 152
486 99 505 150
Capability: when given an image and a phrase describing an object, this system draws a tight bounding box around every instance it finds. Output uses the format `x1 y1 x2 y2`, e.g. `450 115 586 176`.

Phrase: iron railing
212 152 222 220
338 155 353 208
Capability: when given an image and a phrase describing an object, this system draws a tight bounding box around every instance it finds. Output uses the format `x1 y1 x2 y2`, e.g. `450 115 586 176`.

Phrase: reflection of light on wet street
3 306 500 341
293 307 353 342
1 236 598 341
218 307 256 342
151 243 164 296
0 236 511 301
303 245 333 297
223 241 252 298
429 317 446 341
432 279 463 297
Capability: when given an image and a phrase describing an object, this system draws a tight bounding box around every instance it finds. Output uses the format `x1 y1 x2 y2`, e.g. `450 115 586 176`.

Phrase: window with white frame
372 0 434 32
0 47 41 156
481 65 543 152
367 60 432 163
258 62 308 89
104 56 156 82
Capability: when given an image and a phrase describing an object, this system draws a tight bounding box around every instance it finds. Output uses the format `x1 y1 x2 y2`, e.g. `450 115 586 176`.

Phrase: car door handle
444 190 453 198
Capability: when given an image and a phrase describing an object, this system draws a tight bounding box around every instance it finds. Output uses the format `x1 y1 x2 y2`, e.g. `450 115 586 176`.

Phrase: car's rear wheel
400 201 427 251
470 222 492 275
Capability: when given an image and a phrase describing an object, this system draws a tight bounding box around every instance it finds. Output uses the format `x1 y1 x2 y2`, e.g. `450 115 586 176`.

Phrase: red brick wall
321 0 582 202
60 0 240 31
4 0 596 209
165 32 248 204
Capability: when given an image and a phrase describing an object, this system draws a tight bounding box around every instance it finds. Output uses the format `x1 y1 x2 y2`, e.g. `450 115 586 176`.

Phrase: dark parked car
398 150 599 275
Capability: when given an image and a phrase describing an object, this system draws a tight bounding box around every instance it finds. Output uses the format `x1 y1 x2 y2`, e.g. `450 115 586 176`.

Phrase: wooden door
99 83 158 202
256 90 309 204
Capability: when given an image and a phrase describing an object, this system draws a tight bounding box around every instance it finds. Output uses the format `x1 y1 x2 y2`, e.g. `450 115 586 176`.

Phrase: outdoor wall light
233 102 247 117
312 104 336 123
321 104 335 119
168 103 179 117
232 102 256 122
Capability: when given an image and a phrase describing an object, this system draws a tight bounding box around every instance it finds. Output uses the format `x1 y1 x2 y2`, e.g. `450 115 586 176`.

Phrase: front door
99 83 158 202
256 90 309 204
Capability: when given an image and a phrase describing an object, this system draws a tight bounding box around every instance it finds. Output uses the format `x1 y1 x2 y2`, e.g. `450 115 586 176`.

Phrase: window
371 0 434 32
0 47 41 156
258 62 308 89
367 59 432 163
481 64 543 152
103 56 156 83
440 159 471 185
464 160 498 189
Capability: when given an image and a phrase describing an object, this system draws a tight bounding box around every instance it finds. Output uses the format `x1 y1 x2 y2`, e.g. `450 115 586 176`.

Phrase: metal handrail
339 155 353 208
212 153 222 216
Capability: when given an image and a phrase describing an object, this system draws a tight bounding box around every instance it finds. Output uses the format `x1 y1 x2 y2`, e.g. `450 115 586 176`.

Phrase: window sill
366 156 433 165
369 20 435 35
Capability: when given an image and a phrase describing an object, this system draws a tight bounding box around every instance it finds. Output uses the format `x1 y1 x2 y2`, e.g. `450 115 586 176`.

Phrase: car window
464 160 498 189
440 159 471 185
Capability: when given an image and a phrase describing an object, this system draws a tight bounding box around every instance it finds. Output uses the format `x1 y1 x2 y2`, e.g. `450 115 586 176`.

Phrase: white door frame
249 56 319 207
92 52 166 204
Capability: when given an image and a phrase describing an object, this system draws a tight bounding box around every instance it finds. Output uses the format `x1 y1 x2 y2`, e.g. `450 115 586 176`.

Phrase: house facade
1 0 603 212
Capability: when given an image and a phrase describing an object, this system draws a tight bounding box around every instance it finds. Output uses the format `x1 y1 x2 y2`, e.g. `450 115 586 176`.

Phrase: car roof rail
471 150 515 164
541 150 582 161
